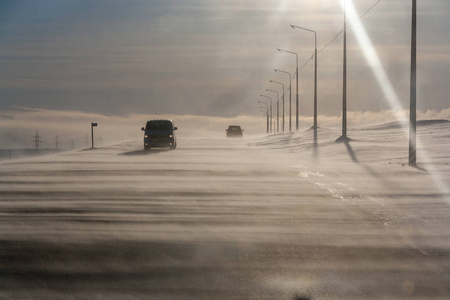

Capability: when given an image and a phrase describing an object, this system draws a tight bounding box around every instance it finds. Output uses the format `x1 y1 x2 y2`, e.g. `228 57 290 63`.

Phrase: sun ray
341 0 449 202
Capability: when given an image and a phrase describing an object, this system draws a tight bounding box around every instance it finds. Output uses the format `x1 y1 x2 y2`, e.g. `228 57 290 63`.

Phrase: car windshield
229 126 241 131
146 121 173 131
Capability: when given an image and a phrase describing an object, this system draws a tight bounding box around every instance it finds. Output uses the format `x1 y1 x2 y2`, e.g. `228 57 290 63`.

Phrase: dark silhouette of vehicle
141 119 177 150
226 125 244 138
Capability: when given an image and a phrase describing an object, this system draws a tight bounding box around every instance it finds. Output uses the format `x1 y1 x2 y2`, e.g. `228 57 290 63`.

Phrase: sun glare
341 0 404 113
278 0 291 12
341 0 449 202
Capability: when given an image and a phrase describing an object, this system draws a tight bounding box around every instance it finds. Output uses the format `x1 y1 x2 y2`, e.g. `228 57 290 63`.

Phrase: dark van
141 119 177 150
226 125 244 138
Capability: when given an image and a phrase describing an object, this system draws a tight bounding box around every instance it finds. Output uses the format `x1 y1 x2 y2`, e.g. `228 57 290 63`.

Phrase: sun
278 0 291 12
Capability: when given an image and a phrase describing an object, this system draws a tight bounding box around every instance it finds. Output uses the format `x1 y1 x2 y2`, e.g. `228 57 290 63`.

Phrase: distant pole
259 109 269 134
314 35 317 140
266 89 279 133
342 0 348 139
260 95 272 133
275 69 292 132
278 48 299 130
409 0 417 166
270 80 285 133
290 25 318 142
276 95 279 134
32 130 42 155
258 101 269 134
91 122 98 149
296 61 299 130
282 94 285 133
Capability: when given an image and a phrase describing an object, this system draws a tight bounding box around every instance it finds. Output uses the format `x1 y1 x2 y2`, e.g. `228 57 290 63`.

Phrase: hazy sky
0 0 450 148
0 0 449 148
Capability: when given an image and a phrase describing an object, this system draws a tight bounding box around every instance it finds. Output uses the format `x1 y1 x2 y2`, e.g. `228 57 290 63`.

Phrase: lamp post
260 109 269 134
291 24 318 143
258 101 269 134
269 80 285 133
266 89 279 133
260 95 272 133
278 48 299 130
275 69 292 132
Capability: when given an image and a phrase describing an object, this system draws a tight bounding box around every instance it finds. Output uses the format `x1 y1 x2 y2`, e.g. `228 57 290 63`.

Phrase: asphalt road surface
1 136 449 299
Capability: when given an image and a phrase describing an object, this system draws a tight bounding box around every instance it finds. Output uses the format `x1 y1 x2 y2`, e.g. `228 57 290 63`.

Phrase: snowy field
0 120 449 299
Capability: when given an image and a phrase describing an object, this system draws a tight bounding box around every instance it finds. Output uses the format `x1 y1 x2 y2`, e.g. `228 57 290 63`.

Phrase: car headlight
145 135 148 138
169 135 173 138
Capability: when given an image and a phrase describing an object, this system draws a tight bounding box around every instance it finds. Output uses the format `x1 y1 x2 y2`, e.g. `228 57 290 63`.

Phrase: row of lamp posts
258 25 317 145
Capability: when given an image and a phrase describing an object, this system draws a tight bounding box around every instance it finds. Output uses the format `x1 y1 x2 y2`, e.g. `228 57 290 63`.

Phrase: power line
319 30 343 54
318 0 383 54
359 0 382 20
269 0 383 101
298 56 314 73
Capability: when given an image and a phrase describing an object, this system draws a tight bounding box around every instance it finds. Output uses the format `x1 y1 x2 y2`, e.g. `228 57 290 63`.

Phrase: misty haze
1 1 449 299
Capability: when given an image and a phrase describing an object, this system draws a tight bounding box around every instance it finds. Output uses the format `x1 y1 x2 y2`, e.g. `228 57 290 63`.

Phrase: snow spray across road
1 121 449 299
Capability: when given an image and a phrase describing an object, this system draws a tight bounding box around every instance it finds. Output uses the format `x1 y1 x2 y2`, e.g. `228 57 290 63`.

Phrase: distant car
226 125 244 138
141 119 177 150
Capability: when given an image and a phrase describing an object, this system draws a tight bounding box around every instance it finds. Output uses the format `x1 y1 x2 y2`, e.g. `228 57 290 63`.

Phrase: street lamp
274 69 292 132
269 80 285 133
260 109 269 134
278 48 299 130
258 101 269 134
260 95 272 133
266 89 279 133
291 24 318 144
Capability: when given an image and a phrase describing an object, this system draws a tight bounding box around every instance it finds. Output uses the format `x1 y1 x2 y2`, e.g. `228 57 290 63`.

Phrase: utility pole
32 130 43 155
342 0 348 140
54 135 59 150
409 0 417 166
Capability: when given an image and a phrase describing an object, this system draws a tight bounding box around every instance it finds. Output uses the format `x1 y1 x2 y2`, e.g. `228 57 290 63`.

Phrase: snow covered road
1 123 449 299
